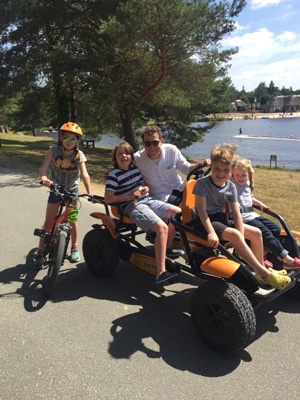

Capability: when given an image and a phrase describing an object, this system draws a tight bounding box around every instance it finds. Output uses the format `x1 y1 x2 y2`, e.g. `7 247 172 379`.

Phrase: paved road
1 167 300 400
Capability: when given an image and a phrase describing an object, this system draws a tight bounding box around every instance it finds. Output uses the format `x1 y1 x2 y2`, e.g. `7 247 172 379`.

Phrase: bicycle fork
34 222 72 266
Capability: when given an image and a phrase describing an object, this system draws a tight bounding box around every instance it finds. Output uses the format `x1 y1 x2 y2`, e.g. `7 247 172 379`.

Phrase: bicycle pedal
34 228 47 237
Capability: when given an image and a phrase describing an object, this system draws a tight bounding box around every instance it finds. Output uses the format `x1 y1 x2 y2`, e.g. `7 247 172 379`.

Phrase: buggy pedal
165 276 180 285
166 248 185 259
34 228 47 237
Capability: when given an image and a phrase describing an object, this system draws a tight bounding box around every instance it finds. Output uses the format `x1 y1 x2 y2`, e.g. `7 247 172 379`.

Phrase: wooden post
270 155 277 168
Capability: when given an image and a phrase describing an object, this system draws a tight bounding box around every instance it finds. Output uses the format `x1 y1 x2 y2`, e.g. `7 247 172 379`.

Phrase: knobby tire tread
190 281 256 354
44 231 66 296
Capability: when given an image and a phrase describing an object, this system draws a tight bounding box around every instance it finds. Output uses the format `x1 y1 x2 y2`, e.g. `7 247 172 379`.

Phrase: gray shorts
124 197 172 232
192 214 235 237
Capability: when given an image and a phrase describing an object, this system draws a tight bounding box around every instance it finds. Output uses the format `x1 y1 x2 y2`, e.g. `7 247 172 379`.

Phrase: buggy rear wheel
83 228 119 277
190 281 256 354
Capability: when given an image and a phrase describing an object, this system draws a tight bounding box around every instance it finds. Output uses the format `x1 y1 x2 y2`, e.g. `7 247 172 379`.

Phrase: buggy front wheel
190 281 256 354
44 231 67 296
83 228 119 278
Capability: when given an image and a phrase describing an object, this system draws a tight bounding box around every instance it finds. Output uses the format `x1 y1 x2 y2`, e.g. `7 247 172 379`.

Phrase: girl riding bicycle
34 122 92 269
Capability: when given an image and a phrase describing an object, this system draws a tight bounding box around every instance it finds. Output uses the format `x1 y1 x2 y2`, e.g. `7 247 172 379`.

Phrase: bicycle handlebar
40 181 93 202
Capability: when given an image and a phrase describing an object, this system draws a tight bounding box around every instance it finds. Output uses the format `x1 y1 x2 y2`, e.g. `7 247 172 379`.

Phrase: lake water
185 117 300 169
96 117 300 169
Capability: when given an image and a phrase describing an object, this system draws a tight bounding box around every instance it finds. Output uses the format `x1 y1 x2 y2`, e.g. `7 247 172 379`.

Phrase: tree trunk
55 83 70 127
119 105 139 151
70 84 77 122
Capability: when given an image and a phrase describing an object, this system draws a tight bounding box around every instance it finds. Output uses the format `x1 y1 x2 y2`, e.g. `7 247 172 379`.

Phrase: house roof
266 95 300 107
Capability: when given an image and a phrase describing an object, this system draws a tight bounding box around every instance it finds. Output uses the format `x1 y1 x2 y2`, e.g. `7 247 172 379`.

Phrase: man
135 125 210 205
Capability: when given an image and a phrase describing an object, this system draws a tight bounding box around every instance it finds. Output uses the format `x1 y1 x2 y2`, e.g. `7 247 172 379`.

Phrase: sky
222 0 300 91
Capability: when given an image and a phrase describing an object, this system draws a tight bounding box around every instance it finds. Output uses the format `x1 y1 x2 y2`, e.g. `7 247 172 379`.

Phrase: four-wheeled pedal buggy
82 166 300 354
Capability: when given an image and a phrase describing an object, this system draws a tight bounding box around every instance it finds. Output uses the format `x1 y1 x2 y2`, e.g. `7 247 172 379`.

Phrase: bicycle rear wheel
44 231 67 296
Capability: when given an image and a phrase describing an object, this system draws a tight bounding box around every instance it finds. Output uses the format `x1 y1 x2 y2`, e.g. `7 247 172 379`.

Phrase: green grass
0 133 112 187
1 132 300 232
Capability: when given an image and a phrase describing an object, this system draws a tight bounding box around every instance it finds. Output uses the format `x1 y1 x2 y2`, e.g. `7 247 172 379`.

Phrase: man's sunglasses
62 136 77 143
144 140 160 147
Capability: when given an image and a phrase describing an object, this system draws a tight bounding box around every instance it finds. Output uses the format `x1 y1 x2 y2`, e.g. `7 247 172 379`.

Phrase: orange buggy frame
82 166 300 353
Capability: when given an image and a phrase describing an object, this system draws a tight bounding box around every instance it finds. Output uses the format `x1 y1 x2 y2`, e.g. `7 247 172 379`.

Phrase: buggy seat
181 179 209 246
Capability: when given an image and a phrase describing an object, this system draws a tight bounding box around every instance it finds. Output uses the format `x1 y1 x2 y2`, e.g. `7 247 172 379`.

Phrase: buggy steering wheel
186 163 211 181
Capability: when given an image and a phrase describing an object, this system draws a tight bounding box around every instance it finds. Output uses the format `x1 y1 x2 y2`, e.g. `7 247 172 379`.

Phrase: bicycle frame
34 184 91 296
43 199 74 263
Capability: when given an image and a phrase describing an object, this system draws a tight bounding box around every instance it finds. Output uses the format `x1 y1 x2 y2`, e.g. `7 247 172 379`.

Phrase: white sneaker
70 249 80 263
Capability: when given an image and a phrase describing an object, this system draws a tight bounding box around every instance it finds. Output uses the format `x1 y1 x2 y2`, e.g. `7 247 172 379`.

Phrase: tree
0 0 246 149
268 80 280 97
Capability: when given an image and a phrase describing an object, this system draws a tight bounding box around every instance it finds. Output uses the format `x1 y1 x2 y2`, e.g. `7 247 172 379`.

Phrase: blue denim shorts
48 189 79 204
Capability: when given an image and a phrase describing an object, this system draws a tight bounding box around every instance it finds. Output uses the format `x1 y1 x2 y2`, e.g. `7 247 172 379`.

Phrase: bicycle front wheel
44 231 67 296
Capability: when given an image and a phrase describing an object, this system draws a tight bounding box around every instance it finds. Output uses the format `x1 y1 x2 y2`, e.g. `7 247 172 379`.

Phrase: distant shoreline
210 111 300 120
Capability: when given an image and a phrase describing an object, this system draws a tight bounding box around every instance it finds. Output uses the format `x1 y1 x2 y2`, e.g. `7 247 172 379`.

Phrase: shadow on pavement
1 249 300 377
0 248 47 311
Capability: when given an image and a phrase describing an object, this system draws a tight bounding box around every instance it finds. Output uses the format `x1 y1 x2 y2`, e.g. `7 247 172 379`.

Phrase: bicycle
34 183 91 296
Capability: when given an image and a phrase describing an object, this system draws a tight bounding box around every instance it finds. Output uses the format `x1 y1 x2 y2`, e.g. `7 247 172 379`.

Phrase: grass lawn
1 132 300 232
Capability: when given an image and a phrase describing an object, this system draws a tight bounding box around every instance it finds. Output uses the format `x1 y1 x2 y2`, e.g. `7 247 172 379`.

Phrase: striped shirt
106 165 144 205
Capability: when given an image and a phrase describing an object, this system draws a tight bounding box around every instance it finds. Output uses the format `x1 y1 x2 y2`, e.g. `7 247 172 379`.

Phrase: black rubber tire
190 281 256 354
83 228 119 277
44 231 66 296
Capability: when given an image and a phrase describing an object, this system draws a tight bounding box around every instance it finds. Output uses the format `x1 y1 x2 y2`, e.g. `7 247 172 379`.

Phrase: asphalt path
1 166 300 400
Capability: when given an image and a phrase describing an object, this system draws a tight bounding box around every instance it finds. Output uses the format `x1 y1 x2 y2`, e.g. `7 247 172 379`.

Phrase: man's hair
141 125 162 140
211 143 239 166
112 141 135 168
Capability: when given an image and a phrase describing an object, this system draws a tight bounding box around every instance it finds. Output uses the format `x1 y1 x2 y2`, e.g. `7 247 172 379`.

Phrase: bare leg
70 221 78 246
150 220 169 277
243 224 264 264
166 205 181 248
220 227 270 278
37 202 60 252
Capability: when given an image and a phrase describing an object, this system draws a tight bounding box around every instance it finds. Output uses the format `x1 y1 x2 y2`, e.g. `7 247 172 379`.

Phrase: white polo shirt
135 143 190 202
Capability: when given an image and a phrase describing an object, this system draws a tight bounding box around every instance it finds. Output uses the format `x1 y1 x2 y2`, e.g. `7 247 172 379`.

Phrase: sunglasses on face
144 140 160 147
62 136 77 143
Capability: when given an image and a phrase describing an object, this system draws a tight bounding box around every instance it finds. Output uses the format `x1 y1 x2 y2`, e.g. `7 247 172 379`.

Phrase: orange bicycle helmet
59 122 83 136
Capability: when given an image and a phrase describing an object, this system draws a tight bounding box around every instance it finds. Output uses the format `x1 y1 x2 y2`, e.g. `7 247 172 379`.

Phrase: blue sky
222 0 300 91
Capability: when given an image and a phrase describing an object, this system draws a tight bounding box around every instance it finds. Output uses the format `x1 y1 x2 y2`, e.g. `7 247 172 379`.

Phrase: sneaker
145 231 156 244
166 248 185 258
70 249 80 263
256 270 291 290
33 254 44 270
155 271 179 285
285 257 300 270
264 258 273 268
